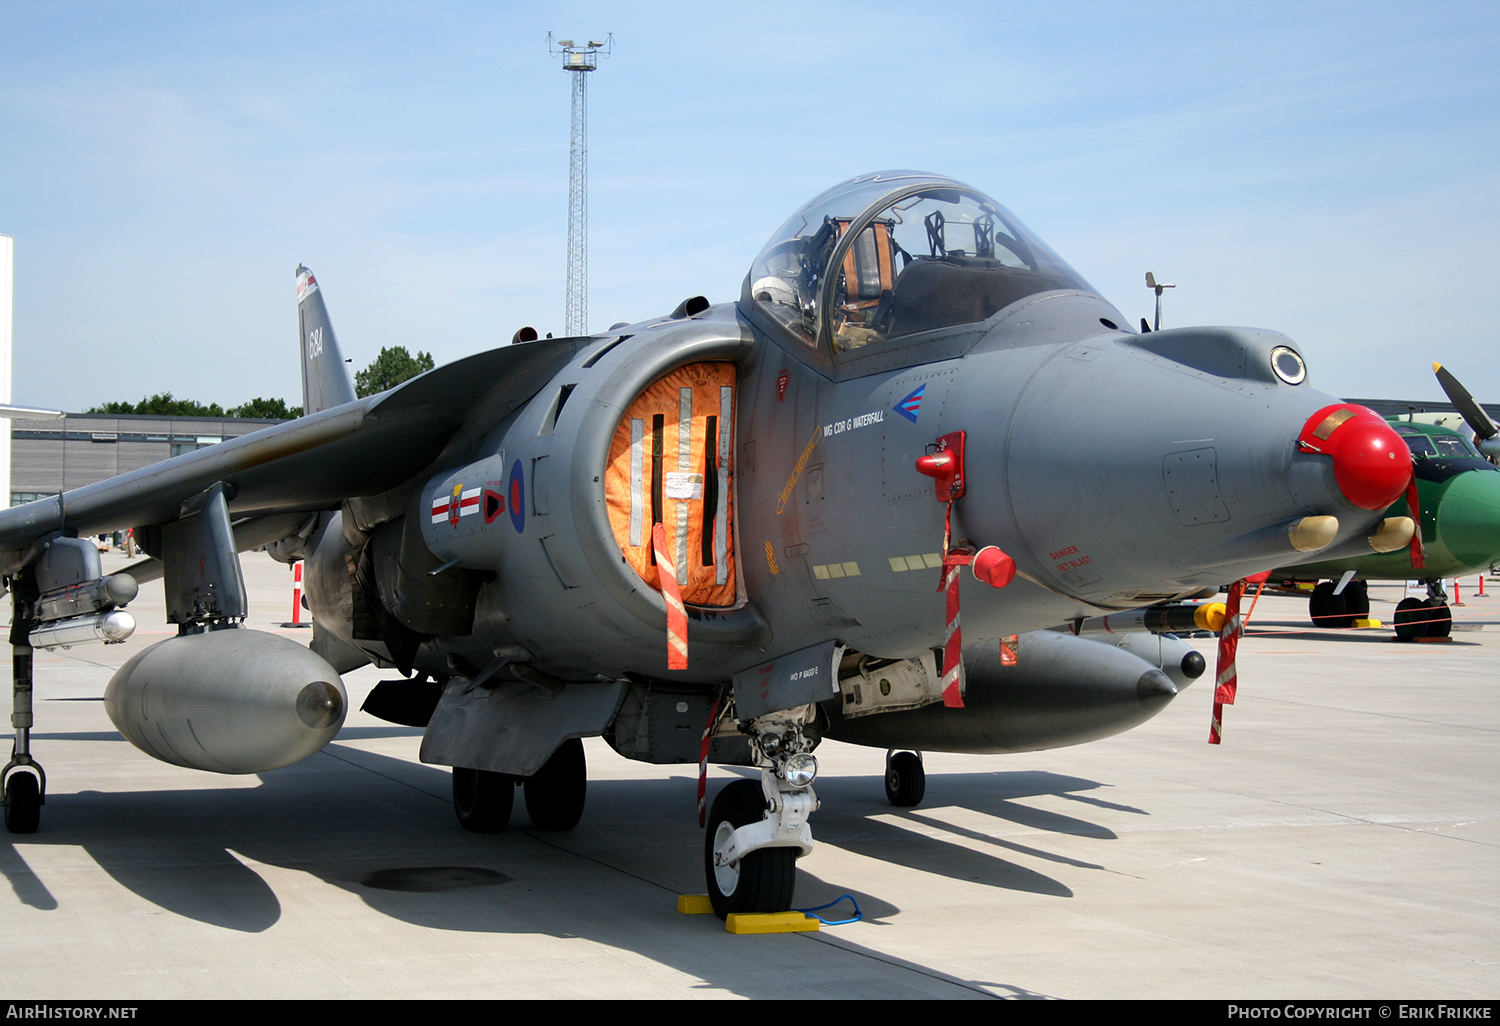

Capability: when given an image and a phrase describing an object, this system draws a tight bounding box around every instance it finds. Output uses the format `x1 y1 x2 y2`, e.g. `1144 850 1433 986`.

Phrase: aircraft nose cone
1434 468 1500 570
1298 405 1410 510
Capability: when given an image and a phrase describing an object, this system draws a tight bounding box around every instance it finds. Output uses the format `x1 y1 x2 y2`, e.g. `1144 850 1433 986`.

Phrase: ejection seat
832 217 901 349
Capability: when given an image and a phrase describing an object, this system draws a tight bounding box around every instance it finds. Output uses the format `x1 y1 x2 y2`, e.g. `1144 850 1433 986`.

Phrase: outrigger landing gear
4 624 44 835
704 710 818 919
884 750 925 807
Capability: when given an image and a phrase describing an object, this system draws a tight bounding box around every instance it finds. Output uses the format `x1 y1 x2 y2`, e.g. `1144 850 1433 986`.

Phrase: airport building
9 412 282 506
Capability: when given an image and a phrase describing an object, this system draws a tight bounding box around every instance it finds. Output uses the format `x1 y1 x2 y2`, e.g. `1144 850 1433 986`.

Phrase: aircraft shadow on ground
0 741 1130 997
1246 625 1483 646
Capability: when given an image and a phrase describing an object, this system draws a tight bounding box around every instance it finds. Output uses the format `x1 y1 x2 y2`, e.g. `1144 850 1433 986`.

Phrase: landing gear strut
703 710 818 919
4 620 44 835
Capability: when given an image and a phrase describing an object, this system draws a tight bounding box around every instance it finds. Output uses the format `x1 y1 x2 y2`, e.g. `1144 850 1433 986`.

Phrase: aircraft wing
0 336 580 568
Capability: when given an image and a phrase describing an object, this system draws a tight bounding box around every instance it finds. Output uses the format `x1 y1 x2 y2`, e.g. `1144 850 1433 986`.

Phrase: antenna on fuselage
1145 271 1175 331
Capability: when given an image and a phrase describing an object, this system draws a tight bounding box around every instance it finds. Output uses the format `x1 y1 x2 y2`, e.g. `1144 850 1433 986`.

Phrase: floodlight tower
549 34 612 337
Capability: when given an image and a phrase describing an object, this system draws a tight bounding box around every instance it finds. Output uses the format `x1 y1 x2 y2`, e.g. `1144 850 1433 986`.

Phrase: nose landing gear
703 712 818 919
1394 582 1452 641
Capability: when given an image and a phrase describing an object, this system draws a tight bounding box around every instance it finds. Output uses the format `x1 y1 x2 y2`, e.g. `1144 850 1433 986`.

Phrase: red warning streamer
936 500 973 708
653 522 689 670
1405 472 1426 571
1209 578 1248 745
697 688 724 827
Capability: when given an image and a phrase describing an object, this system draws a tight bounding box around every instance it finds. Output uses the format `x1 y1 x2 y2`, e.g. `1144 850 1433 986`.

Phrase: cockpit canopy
745 171 1098 353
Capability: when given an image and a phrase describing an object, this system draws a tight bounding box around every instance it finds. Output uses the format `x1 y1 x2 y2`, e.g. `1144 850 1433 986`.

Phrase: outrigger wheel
3 769 40 834
704 779 796 919
884 750 925 807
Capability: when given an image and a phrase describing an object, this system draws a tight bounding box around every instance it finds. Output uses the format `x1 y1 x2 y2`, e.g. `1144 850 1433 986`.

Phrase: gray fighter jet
0 171 1414 917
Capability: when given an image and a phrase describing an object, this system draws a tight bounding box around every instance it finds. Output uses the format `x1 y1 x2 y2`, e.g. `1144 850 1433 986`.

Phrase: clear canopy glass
747 172 1097 352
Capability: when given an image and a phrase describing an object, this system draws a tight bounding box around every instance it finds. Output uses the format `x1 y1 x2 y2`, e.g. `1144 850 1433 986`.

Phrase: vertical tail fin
296 265 357 414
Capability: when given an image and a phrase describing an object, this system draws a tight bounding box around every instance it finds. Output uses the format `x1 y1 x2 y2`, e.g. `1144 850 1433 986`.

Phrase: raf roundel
508 459 526 533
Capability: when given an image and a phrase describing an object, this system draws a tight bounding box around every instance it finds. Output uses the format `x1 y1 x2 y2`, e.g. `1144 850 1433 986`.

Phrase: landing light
780 754 818 787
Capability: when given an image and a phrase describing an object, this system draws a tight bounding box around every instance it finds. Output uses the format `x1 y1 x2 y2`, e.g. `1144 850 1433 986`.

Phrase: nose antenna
1145 271 1175 331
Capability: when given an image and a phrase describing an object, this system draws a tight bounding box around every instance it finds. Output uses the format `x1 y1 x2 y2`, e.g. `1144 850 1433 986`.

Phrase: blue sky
2 1 1497 411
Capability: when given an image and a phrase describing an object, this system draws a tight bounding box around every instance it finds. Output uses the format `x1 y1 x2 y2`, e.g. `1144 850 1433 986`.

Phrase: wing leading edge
0 336 581 570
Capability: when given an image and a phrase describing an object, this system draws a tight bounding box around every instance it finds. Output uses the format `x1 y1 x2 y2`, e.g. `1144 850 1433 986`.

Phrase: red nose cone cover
1298 404 1410 511
971 546 1017 589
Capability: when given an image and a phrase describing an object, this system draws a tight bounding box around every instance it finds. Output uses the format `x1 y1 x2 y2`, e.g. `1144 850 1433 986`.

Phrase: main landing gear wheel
1343 580 1370 623
523 737 587 831
452 766 515 833
4 771 41 835
1309 582 1351 629
704 779 796 919
884 751 925 807
1393 597 1428 641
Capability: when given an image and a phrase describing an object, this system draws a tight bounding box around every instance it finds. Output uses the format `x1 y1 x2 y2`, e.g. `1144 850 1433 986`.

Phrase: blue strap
794 894 862 926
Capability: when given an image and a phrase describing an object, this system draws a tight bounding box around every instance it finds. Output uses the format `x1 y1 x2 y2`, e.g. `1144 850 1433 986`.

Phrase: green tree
354 346 434 398
229 397 303 420
86 392 224 417
85 393 302 420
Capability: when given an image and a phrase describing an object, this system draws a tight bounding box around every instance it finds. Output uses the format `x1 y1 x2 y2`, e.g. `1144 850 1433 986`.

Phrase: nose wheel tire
884 751 925 807
4 771 41 835
704 779 796 919
1393 597 1451 640
523 737 587 831
452 767 515 833
1425 600 1452 638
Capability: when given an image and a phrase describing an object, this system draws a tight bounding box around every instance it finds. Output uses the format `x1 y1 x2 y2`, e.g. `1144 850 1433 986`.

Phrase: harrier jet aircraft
0 172 1413 917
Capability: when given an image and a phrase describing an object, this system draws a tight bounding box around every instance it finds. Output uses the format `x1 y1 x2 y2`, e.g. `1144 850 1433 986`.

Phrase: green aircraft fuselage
1283 420 1500 581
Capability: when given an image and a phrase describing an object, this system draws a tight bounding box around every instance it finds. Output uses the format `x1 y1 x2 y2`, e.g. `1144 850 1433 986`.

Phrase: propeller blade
1433 363 1499 441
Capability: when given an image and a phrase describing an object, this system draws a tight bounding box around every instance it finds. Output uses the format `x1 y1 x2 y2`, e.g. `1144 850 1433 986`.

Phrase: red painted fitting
1297 404 1410 511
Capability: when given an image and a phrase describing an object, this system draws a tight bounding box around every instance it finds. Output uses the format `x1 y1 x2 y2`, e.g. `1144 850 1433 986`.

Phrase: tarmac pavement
0 555 1496 999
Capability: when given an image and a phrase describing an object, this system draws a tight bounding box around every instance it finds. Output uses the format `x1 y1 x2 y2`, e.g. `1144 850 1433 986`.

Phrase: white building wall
0 236 12 508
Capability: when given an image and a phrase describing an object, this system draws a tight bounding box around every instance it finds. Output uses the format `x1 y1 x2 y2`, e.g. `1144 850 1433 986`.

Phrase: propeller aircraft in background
1268 363 1500 638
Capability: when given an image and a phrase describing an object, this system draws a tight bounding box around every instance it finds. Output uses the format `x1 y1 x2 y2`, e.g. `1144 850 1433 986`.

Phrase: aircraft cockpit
744 171 1098 364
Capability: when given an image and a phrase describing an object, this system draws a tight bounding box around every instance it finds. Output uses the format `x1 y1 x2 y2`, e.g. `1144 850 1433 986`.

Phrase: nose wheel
884 750 925 807
704 779 797 918
1394 596 1452 641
